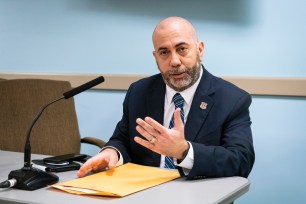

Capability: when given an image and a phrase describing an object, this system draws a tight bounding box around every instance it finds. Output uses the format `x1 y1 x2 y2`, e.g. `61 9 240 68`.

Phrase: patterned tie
164 93 185 169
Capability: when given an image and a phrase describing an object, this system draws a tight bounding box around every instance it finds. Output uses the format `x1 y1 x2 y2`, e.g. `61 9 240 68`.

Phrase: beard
158 55 201 92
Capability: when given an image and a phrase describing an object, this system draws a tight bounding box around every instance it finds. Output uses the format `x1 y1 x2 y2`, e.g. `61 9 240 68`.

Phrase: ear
153 50 157 58
197 41 204 61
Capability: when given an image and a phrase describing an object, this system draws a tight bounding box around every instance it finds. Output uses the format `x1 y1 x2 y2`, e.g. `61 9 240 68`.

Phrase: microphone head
63 76 105 99
92 76 105 84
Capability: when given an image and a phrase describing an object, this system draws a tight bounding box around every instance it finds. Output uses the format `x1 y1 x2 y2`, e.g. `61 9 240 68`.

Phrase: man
77 16 255 180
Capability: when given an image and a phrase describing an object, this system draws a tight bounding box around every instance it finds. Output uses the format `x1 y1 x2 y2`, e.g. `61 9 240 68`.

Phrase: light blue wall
1 0 306 203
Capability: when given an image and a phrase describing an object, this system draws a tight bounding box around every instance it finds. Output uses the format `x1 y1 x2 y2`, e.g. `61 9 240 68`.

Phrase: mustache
167 67 186 74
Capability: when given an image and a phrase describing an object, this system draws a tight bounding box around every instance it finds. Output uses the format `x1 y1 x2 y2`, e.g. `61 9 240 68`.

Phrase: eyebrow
157 42 189 52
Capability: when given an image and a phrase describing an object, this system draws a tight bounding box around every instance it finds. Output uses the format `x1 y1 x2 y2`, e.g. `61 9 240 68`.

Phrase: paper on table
52 163 181 197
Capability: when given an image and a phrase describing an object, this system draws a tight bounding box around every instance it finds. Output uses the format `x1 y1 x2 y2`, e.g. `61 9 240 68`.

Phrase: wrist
178 141 190 161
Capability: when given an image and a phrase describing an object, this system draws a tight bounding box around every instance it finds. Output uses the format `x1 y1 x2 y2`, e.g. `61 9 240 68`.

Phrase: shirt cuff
176 141 194 175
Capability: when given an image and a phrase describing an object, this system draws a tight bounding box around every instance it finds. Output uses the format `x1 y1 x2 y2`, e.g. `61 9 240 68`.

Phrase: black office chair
0 78 105 156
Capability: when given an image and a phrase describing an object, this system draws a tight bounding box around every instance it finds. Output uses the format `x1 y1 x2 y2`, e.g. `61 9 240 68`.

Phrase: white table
0 150 250 204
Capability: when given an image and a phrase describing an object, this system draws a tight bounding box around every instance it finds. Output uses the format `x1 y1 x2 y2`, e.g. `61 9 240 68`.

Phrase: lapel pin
200 101 208 110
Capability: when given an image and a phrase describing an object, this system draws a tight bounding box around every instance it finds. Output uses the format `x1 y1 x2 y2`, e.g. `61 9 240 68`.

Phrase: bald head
152 17 198 47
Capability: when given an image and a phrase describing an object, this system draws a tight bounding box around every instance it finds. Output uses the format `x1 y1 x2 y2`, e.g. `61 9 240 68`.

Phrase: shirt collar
165 67 203 106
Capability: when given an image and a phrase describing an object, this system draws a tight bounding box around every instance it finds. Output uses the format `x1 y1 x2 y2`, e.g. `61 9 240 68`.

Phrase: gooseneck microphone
3 76 104 191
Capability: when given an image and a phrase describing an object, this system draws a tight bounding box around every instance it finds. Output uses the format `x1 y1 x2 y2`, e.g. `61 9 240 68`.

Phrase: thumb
107 154 118 169
173 108 184 128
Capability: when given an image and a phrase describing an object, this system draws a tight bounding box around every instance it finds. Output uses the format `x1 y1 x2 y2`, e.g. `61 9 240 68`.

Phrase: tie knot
173 93 184 109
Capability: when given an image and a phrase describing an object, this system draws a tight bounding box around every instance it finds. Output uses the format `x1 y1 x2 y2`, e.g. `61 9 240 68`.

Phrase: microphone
6 76 105 190
63 76 104 99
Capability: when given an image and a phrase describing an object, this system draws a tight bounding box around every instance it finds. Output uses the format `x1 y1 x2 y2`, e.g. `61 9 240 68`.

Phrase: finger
136 118 160 137
144 117 166 134
134 136 155 149
77 160 93 177
173 108 184 128
136 124 155 141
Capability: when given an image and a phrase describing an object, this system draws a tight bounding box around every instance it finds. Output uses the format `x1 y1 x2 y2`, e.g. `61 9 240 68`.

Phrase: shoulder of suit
206 71 250 97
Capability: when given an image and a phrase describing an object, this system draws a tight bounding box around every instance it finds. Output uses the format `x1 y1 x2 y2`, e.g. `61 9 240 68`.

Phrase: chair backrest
0 79 81 155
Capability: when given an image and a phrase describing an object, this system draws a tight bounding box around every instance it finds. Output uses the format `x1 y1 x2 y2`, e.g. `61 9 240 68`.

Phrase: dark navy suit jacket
106 67 255 180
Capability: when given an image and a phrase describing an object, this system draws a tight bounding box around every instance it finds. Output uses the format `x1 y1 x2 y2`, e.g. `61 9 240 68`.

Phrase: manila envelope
52 163 181 197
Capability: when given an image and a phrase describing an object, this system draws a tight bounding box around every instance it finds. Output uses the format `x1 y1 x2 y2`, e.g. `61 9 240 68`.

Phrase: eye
158 49 169 56
177 46 188 54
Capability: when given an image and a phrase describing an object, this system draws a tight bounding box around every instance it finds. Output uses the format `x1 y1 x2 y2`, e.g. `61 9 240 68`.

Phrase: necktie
164 93 185 169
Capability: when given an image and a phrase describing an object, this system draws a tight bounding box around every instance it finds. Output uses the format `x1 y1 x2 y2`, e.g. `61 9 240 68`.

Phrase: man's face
153 27 204 92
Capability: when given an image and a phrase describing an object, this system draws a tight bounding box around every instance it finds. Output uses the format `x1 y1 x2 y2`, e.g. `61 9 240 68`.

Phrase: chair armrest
81 137 106 148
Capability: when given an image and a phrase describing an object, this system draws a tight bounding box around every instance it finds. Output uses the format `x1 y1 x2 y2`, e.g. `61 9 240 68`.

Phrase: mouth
170 72 186 79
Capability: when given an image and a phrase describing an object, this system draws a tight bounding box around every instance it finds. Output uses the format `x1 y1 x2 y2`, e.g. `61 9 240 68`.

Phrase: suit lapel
185 68 215 142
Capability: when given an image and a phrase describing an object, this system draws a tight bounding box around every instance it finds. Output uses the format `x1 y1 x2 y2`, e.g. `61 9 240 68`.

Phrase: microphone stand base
8 167 59 191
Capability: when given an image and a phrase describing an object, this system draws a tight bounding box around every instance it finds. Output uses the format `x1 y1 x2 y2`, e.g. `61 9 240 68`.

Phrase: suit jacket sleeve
104 83 133 163
104 75 164 166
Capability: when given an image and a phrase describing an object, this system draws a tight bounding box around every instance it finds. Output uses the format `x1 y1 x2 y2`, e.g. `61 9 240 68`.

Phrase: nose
170 53 181 68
